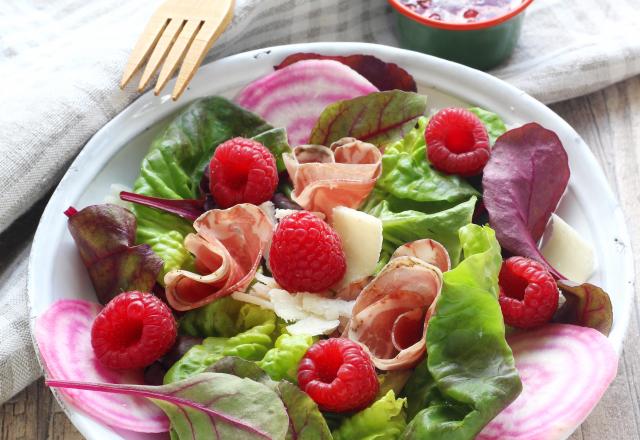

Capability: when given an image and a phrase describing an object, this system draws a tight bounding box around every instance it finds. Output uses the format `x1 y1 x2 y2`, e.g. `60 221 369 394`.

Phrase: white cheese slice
231 291 274 310
540 214 595 283
269 289 308 321
286 316 340 336
332 206 383 285
300 293 354 320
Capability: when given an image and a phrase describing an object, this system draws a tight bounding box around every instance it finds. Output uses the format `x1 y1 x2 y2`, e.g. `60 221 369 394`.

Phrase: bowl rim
387 0 535 31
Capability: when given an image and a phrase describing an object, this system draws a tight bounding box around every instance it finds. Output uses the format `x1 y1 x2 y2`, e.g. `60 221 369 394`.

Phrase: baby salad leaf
275 53 417 92
132 97 274 278
482 123 570 279
252 127 291 173
333 390 407 440
47 373 288 440
401 224 521 440
377 117 479 204
180 297 245 338
257 333 314 383
66 204 163 304
309 91 428 147
365 194 476 267
468 107 507 145
165 305 277 384
212 357 333 440
554 281 613 336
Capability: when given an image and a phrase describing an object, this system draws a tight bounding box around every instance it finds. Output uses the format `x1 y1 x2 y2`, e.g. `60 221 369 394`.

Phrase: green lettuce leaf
258 333 314 383
132 97 274 277
365 194 476 267
401 224 521 440
333 390 407 440
252 127 291 173
377 117 479 204
179 297 245 338
164 304 277 384
309 90 428 147
468 107 507 145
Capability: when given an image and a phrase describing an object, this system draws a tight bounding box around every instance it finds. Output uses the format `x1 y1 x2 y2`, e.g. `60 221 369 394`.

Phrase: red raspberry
498 257 559 329
91 291 177 369
425 108 490 176
269 211 346 292
298 338 379 413
209 137 278 208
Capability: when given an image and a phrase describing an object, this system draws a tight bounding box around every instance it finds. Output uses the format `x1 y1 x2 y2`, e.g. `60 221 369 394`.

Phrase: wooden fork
120 0 234 100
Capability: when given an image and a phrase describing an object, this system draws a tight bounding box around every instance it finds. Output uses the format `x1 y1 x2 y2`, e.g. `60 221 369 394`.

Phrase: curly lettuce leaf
468 107 507 145
377 117 479 204
401 225 521 440
132 97 274 277
333 390 407 440
179 297 245 338
257 333 314 383
365 194 476 267
164 304 277 384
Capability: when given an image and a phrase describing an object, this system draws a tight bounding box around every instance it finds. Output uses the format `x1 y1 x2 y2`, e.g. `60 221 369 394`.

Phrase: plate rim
27 41 635 440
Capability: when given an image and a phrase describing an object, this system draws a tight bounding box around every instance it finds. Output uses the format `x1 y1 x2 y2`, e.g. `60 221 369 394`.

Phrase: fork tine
138 18 186 92
154 20 203 95
171 2 234 100
120 14 169 88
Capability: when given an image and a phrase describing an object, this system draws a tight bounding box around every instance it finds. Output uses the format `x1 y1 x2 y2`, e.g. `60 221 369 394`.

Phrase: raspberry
209 137 278 208
91 291 177 369
498 257 559 329
425 108 490 176
269 211 346 292
298 338 379 413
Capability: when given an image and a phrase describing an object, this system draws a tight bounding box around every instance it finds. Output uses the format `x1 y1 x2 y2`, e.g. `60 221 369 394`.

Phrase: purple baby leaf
554 281 613 336
482 123 570 278
274 53 417 92
67 204 163 304
47 372 289 440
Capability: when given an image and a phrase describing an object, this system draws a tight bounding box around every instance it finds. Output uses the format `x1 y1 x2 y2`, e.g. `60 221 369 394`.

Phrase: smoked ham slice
348 241 450 370
164 204 273 311
284 138 382 220
392 239 451 273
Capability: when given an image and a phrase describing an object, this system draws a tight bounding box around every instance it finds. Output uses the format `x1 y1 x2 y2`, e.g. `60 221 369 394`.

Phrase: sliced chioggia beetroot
235 59 378 146
478 324 618 440
35 300 169 433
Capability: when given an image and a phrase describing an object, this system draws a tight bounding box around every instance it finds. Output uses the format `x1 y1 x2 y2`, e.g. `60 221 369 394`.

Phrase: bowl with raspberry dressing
389 0 534 70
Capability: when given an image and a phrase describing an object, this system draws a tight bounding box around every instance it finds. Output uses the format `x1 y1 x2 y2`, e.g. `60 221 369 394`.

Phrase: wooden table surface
1 75 638 440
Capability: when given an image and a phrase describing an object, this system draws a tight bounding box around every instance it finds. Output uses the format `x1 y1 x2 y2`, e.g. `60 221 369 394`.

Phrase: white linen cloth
1 0 639 404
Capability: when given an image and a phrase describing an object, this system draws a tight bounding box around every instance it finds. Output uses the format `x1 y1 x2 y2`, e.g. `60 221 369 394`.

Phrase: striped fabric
1 0 639 403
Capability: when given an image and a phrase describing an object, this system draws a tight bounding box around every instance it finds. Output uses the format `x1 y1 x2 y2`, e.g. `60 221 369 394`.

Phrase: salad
36 54 618 440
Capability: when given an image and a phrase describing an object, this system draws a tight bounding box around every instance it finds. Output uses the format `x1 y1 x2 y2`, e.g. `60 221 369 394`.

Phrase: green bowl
388 0 534 71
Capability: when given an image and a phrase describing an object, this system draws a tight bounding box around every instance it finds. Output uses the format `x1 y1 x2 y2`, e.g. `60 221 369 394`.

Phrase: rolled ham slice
348 240 450 370
165 204 273 311
392 239 451 273
284 138 382 220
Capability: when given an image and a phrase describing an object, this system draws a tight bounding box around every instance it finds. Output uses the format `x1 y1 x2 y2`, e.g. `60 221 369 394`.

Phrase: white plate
28 42 634 440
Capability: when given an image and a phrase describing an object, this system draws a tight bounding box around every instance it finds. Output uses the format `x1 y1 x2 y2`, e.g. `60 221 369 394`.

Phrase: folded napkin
1 0 639 404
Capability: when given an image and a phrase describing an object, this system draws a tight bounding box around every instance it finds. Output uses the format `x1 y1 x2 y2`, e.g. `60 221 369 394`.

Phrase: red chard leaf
554 280 613 336
67 204 163 304
47 372 289 439
275 53 417 92
120 191 204 222
309 90 428 147
482 123 570 278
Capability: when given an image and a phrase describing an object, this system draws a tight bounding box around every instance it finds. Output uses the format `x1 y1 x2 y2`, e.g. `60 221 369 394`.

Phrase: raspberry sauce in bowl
400 0 524 25
388 0 534 70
